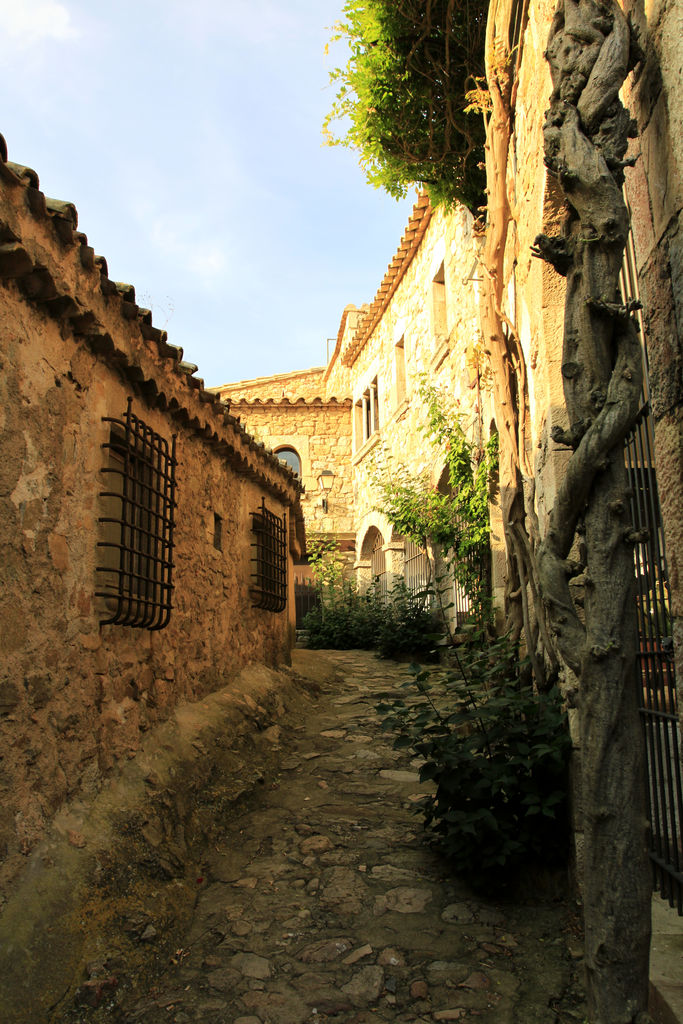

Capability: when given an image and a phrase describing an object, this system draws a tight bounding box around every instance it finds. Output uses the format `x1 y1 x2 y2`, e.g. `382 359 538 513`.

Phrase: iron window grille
250 499 287 612
96 398 177 630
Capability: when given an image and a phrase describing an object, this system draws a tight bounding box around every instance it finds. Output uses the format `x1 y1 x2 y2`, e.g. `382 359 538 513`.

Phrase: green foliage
323 0 488 212
370 378 498 624
303 579 383 650
376 582 442 660
307 535 345 591
303 579 438 659
420 377 498 554
378 629 572 886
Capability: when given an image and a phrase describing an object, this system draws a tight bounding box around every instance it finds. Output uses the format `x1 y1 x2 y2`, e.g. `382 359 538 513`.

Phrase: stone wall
215 366 327 403
326 201 498 599
503 0 683 727
0 139 305 898
492 0 683 890
223 397 355 539
622 0 683 692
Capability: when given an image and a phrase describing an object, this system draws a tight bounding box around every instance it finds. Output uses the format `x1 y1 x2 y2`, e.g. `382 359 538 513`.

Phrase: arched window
275 446 301 478
359 526 387 600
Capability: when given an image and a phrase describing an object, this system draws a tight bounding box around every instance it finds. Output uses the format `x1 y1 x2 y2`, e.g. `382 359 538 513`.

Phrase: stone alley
66 650 585 1024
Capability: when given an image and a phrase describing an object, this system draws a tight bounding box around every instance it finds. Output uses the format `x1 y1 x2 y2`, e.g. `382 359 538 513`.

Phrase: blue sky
1 0 416 387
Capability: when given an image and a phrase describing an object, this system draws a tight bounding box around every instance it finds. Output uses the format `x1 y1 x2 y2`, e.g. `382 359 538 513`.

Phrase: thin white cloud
188 243 229 280
149 216 230 287
0 0 79 47
167 0 298 47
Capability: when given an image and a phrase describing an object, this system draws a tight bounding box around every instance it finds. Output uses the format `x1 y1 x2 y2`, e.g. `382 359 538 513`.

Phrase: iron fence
404 539 430 602
371 531 387 600
626 410 683 912
295 576 320 627
621 228 682 912
450 541 490 626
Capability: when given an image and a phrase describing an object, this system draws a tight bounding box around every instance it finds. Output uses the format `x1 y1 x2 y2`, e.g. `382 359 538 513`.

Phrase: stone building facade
326 197 497 603
217 196 500 611
487 0 683 747
214 0 683 938
481 0 683 694
1 0 681 1001
0 136 305 898
215 369 355 555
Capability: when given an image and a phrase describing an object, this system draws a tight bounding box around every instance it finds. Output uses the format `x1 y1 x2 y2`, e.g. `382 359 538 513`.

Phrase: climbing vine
324 1 555 689
306 535 346 593
370 379 497 621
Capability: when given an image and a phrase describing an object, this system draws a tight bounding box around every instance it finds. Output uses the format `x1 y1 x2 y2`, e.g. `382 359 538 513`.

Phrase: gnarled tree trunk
480 21 558 690
534 1 651 1019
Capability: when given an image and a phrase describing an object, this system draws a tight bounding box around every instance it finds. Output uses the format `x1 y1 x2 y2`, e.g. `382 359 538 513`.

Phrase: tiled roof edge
0 132 302 510
323 303 356 383
213 366 326 392
222 396 352 408
340 192 432 368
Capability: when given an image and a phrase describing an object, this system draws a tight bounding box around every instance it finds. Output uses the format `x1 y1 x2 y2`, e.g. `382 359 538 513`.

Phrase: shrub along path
112 649 585 1023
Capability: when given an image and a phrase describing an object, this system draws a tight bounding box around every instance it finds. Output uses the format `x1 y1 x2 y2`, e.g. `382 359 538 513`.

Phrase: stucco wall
0 145 303 895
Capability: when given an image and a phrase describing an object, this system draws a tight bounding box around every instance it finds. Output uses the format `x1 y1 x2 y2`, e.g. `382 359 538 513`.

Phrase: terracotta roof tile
227 395 351 408
0 130 304 546
339 192 432 368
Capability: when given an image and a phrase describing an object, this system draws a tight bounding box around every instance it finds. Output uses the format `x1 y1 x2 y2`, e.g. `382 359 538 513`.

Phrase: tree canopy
323 0 489 212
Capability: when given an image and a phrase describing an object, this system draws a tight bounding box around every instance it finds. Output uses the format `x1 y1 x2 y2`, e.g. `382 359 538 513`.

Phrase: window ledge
389 397 410 426
352 430 381 466
431 338 450 372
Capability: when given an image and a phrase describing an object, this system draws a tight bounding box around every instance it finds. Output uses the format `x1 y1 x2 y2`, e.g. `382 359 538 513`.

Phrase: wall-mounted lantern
317 469 335 512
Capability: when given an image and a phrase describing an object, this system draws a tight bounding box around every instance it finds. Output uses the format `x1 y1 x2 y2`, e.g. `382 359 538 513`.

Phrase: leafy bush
376 582 440 660
303 580 439 659
378 629 571 887
303 580 383 650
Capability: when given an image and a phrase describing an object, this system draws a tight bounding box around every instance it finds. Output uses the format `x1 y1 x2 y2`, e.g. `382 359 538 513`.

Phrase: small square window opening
431 261 448 342
213 512 223 551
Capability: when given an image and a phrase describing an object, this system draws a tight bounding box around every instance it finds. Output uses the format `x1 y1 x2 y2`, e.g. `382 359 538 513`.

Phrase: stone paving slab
87 650 587 1023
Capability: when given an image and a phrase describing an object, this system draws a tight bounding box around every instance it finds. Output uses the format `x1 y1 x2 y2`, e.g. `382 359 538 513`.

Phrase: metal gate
294 576 319 628
622 235 683 913
370 531 387 600
404 539 430 601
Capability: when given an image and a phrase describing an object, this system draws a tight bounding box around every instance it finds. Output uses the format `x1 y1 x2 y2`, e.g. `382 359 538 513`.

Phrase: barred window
250 499 287 612
96 398 177 630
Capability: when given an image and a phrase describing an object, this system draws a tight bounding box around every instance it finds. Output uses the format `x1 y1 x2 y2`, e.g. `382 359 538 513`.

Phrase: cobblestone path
117 649 585 1024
